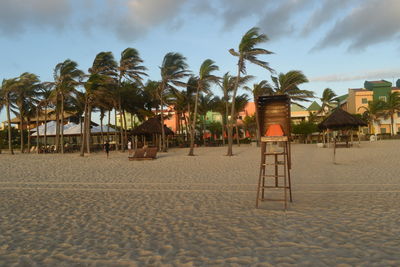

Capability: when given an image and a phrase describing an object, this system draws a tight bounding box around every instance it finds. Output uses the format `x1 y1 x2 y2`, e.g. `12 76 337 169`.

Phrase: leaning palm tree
244 80 273 146
269 70 314 105
50 59 84 153
383 92 400 136
188 59 219 156
159 52 190 152
319 88 337 115
0 78 18 154
228 27 274 156
358 100 386 135
117 48 147 151
13 73 41 153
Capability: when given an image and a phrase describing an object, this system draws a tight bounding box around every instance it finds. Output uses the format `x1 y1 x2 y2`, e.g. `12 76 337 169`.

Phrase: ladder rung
262 186 289 189
264 152 285 155
263 163 284 166
263 175 285 177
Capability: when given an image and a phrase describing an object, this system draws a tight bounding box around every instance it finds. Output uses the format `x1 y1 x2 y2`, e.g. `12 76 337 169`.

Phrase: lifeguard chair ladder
256 135 292 209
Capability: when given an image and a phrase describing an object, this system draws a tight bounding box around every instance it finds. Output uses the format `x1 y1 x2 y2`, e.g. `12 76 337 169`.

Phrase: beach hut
131 117 174 150
318 108 367 163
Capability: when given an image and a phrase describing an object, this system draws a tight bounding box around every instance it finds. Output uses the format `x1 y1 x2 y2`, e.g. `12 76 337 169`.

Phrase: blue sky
1 0 400 123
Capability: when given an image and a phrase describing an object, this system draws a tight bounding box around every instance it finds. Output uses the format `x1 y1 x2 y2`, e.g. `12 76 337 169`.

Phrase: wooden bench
128 147 158 161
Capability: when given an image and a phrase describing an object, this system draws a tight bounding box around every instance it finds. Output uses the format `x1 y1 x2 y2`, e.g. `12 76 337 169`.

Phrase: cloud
0 0 71 35
311 68 400 82
1 0 399 51
314 0 400 51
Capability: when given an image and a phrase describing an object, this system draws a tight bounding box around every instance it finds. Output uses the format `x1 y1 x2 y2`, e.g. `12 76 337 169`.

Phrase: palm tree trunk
44 106 47 153
20 114 24 153
235 124 240 146
188 86 200 156
55 99 60 153
6 96 14 155
36 106 40 154
100 112 104 144
107 110 111 142
80 100 88 157
227 63 241 156
391 114 395 136
114 108 119 150
86 104 92 154
60 94 65 154
221 120 225 146
27 119 31 153
119 98 125 152
160 85 167 152
123 109 128 147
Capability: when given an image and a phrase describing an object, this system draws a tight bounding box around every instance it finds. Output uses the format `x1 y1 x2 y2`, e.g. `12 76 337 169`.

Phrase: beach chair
128 147 157 161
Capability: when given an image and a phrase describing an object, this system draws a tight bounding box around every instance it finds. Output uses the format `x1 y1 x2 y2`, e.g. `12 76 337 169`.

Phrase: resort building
341 79 400 134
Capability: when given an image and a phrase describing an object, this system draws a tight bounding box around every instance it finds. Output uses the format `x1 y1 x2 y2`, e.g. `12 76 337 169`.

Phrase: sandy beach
0 141 399 266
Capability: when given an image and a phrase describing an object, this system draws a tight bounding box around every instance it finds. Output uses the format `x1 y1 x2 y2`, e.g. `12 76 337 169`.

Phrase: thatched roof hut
318 108 367 130
131 117 174 136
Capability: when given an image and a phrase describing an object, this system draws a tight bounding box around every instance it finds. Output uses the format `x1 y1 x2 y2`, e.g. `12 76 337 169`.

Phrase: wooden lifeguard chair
256 95 293 209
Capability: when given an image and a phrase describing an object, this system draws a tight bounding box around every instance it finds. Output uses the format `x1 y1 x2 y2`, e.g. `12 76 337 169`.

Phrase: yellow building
343 80 400 134
116 112 141 129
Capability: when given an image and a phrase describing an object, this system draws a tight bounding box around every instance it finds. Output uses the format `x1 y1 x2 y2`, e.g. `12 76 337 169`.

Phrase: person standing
104 141 110 158
127 140 132 156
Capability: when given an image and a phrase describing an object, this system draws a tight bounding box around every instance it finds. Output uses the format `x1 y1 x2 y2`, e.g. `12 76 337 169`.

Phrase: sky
1 0 400 123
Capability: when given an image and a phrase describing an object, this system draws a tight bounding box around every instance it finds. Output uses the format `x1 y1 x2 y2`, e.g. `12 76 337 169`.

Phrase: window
380 128 386 134
379 96 387 102
397 112 400 117
361 98 368 104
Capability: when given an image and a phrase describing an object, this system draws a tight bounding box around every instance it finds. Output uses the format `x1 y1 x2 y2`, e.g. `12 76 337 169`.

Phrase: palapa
131 117 174 136
318 108 367 164
318 108 367 130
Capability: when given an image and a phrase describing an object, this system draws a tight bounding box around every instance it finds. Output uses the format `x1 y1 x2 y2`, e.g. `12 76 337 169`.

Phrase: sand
0 141 399 266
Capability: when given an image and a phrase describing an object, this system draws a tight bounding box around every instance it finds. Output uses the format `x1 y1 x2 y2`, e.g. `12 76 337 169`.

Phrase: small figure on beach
104 141 110 158
127 140 132 156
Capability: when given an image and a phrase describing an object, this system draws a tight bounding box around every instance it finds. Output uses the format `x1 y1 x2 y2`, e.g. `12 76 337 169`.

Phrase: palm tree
188 59 219 156
89 51 118 150
159 52 190 152
383 92 400 136
38 85 53 152
228 27 273 156
80 74 111 156
244 80 273 146
51 59 84 153
268 70 314 105
117 48 147 151
320 88 337 115
358 100 386 135
197 93 216 147
0 78 18 154
13 73 41 153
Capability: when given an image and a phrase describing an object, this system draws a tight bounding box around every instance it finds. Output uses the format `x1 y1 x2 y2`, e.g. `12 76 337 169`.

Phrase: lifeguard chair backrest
257 95 291 137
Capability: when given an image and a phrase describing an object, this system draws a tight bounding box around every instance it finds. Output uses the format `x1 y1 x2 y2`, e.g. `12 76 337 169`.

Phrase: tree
320 88 337 115
50 59 84 153
268 70 314 105
228 27 273 156
13 73 41 153
159 52 190 152
358 100 386 135
0 78 18 154
383 91 400 135
117 48 147 151
188 59 219 156
244 80 273 146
